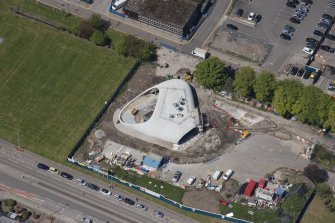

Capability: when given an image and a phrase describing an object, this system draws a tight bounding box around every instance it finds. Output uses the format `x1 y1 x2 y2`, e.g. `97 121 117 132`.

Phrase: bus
111 0 127 10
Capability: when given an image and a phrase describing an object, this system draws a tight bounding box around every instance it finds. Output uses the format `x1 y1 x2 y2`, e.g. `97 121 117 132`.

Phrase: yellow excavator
183 72 193 81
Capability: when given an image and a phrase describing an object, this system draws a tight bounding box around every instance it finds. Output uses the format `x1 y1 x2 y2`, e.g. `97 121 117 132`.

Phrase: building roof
142 156 162 169
244 180 257 196
119 79 198 144
124 0 201 28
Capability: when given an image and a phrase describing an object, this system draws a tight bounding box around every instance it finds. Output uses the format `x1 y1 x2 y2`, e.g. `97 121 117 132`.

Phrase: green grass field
301 194 335 223
0 0 136 163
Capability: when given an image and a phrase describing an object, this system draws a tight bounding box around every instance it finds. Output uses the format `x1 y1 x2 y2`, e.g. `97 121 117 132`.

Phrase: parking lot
159 134 309 186
219 0 334 75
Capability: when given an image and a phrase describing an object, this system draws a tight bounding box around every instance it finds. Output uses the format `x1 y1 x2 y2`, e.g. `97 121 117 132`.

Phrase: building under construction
123 0 206 36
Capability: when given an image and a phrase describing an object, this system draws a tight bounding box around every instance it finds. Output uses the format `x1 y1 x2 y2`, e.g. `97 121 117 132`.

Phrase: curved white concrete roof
119 79 197 144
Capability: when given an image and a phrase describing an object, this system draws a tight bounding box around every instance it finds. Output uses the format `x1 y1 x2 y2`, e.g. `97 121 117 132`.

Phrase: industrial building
255 188 275 202
123 0 205 36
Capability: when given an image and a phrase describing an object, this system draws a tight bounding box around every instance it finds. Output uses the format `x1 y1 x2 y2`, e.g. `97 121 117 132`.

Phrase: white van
191 48 208 59
213 170 223 180
223 169 234 180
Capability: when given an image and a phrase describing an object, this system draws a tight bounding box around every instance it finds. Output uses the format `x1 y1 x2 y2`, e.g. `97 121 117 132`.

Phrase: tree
90 30 106 46
88 14 104 31
292 86 322 125
272 80 303 117
325 102 335 132
224 77 234 92
114 38 127 56
78 21 94 39
22 211 32 220
318 94 333 126
253 71 276 104
303 164 328 183
194 57 226 90
233 66 255 97
3 199 16 206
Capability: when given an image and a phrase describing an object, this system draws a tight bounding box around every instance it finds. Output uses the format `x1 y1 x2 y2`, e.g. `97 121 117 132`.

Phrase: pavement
0 139 198 223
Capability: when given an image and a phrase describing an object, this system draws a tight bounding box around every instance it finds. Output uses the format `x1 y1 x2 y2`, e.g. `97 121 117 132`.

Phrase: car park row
36 163 164 221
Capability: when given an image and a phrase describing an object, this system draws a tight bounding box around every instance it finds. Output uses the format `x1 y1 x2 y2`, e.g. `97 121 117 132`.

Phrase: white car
136 204 148 211
113 194 124 201
248 12 255 21
302 47 314 55
81 217 93 223
75 178 87 186
223 169 234 180
187 176 196 185
48 167 60 174
100 188 112 196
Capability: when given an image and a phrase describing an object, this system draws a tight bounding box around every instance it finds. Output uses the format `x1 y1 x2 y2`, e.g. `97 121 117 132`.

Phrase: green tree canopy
292 86 322 125
233 66 255 97
90 30 105 46
318 94 333 126
253 71 276 104
194 57 226 91
325 102 335 132
272 80 303 117
89 14 104 31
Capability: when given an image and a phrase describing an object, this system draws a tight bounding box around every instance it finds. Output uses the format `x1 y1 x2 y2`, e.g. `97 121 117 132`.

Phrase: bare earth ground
182 188 222 213
209 29 271 64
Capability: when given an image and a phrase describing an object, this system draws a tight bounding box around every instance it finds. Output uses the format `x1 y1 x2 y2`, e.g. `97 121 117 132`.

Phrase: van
213 170 223 180
191 48 208 59
223 169 234 180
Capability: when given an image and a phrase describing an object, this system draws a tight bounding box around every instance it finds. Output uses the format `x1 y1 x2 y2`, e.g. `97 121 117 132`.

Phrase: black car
297 68 305 77
306 42 317 49
322 13 333 20
86 183 100 191
172 171 182 182
236 9 244 17
37 163 49 171
302 0 313 4
288 0 300 4
321 45 331 51
330 48 335 53
313 30 323 37
254 14 262 23
124 198 135 206
290 66 299 75
60 172 73 180
290 17 301 24
80 0 93 3
280 33 292 40
306 37 317 43
325 34 335 40
226 24 238 31
286 2 297 8
318 22 329 29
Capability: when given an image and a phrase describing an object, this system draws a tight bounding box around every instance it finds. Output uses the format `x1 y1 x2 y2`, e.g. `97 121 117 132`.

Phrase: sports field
0 0 136 162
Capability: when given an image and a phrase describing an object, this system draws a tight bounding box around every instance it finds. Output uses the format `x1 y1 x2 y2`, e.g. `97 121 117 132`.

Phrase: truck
212 170 223 180
191 48 208 59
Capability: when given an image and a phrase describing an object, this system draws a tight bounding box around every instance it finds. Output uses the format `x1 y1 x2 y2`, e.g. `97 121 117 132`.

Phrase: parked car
86 183 100 191
248 12 255 21
280 33 292 40
282 30 293 36
254 14 262 23
288 0 300 4
305 37 317 43
286 2 297 8
136 204 148 211
302 47 314 55
172 171 182 182
213 170 223 180
113 194 124 201
318 22 329 29
313 30 323 37
187 176 196 185
290 17 301 24
322 13 333 20
124 198 135 206
284 25 295 32
321 45 332 52
100 188 112 196
290 66 299 75
302 0 313 4
226 24 238 31
49 167 60 174
297 68 305 77
326 33 335 40
236 9 244 17
60 172 73 180
75 178 87 186
37 163 49 171
153 210 164 218
329 1 335 8
81 217 93 223
306 42 318 49
223 169 234 180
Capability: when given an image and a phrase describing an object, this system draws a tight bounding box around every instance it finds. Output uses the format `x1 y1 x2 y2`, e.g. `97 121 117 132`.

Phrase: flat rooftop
124 0 201 28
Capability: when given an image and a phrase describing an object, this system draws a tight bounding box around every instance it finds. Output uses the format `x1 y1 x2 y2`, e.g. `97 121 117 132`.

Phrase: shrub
3 199 17 206
22 211 32 219
3 206 14 212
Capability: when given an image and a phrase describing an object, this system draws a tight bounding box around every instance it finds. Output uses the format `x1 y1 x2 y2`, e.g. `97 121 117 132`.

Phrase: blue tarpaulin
142 156 162 170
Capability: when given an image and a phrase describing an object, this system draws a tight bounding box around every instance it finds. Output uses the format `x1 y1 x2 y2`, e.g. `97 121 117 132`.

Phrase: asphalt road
0 141 198 223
